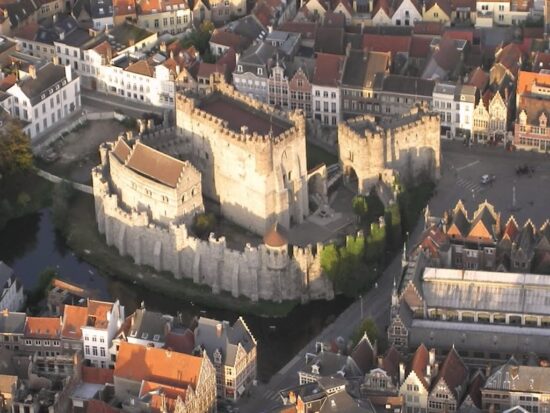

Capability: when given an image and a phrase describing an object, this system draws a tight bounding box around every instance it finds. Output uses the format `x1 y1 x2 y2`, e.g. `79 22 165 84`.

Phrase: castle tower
263 222 290 302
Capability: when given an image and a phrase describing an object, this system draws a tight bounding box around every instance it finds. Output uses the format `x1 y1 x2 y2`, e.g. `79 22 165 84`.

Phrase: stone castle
92 84 333 304
338 107 441 193
175 82 309 235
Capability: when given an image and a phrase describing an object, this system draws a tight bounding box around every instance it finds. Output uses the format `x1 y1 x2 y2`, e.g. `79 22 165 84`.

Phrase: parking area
431 141 550 226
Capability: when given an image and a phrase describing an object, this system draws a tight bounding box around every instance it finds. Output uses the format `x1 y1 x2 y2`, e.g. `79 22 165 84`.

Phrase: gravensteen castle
92 83 440 303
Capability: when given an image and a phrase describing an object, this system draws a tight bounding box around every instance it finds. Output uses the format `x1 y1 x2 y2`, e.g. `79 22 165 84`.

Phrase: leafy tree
351 318 378 347
352 196 368 222
27 267 57 308
0 121 33 176
320 243 341 281
17 192 31 209
385 203 402 251
193 212 217 238
365 221 386 263
181 20 215 56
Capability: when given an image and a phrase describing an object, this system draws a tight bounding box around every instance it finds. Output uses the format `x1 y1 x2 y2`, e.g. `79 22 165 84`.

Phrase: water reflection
0 210 351 380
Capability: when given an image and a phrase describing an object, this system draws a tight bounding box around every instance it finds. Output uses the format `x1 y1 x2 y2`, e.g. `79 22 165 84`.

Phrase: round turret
263 222 289 270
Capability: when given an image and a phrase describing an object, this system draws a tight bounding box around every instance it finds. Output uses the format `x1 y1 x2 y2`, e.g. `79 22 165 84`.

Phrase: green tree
385 203 402 251
365 221 386 263
352 196 368 222
351 318 379 346
320 243 341 281
0 121 33 176
193 212 217 238
181 20 215 56
27 267 57 308
17 192 31 209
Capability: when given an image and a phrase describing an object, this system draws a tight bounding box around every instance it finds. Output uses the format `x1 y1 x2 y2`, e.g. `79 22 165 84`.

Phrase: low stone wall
92 167 334 304
36 169 93 194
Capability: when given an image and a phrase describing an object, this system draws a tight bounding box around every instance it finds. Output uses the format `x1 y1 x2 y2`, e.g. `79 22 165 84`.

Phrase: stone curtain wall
92 166 334 303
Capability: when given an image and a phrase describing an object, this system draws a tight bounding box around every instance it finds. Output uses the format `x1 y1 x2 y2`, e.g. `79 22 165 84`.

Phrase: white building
6 61 80 140
312 53 344 126
0 262 25 312
432 81 476 138
81 299 124 368
391 0 422 26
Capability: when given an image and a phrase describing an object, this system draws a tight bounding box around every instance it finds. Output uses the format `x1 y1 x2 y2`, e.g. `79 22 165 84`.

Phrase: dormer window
141 333 148 339
540 112 547 128
214 349 222 364
153 334 160 341
237 65 243 73
257 68 263 76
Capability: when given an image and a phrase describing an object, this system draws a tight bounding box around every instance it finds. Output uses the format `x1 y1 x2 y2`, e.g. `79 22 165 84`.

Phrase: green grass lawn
306 142 338 170
64 193 298 317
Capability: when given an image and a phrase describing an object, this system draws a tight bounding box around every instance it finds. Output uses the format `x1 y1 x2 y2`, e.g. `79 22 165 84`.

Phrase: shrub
193 213 217 238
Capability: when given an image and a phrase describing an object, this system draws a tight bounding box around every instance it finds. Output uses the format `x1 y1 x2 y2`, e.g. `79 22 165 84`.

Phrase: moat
0 209 352 381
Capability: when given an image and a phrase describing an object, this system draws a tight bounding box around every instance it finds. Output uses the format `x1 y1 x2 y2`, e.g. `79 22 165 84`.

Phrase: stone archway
343 165 359 194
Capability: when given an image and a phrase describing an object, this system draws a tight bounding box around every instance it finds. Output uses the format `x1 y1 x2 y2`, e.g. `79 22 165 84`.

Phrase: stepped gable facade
175 82 309 236
338 106 441 194
388 200 550 361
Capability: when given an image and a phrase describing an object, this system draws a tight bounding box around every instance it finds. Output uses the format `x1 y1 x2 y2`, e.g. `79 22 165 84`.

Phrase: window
257 68 263 75
92 346 98 356
85 345 90 355
100 348 105 357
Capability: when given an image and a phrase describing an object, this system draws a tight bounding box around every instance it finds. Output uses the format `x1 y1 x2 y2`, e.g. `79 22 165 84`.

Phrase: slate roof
374 74 435 97
90 0 113 19
314 27 344 55
350 333 374 374
485 359 550 393
194 317 256 366
342 50 390 89
0 263 13 287
0 311 25 335
15 63 69 106
128 308 172 343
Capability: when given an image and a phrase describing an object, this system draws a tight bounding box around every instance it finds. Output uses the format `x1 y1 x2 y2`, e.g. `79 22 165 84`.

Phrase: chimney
426 364 431 379
88 28 96 37
216 323 223 337
429 348 436 366
160 41 167 53
399 362 405 384
170 50 174 59
29 65 37 80
176 64 181 75
59 31 65 40
52 55 59 65
377 356 384 368
65 65 72 82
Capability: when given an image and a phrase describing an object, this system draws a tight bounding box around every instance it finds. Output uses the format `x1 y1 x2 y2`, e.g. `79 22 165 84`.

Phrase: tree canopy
0 120 33 177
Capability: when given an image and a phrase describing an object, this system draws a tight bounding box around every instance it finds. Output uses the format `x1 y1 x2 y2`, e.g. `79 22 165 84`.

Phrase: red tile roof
372 0 392 17
533 52 550 72
25 317 61 339
87 300 114 329
433 347 468 400
443 29 474 43
313 53 345 87
467 67 489 91
0 74 16 92
82 366 114 384
164 329 195 354
125 60 155 77
263 222 288 247
124 141 189 188
61 305 88 340
517 70 550 96
413 21 444 36
141 380 188 413
115 342 203 389
410 36 434 59
363 34 411 56
409 344 430 390
86 400 120 413
495 42 523 76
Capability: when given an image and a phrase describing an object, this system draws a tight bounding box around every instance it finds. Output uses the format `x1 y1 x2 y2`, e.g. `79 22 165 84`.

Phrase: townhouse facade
432 82 476 139
5 61 80 140
514 70 550 152
312 52 345 125
194 317 257 401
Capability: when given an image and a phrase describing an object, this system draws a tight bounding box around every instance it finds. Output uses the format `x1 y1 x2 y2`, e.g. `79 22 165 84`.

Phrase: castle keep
175 83 309 235
91 86 333 304
338 107 441 193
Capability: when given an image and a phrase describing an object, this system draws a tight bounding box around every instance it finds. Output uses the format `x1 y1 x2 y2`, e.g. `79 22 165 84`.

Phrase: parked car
480 174 496 184
516 164 535 176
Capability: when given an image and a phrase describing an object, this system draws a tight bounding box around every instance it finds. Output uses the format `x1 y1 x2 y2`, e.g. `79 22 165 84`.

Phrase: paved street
82 90 168 118
236 141 550 413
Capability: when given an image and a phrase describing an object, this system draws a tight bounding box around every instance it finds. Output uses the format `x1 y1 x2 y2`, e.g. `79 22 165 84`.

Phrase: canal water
0 209 351 381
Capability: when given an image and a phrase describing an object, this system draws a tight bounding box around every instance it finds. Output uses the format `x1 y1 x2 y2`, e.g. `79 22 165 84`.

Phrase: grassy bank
0 172 53 231
63 192 298 317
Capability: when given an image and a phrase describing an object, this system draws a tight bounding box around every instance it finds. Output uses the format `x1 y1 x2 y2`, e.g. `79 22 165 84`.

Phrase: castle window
145 189 152 197
162 196 169 203
182 194 186 202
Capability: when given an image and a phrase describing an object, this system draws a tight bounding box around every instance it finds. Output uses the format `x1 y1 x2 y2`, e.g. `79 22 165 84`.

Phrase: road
236 141 550 412
82 90 168 118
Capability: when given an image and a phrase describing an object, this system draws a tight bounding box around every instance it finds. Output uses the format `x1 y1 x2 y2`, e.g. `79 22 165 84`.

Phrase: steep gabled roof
351 333 375 374
408 343 430 390
432 347 468 401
